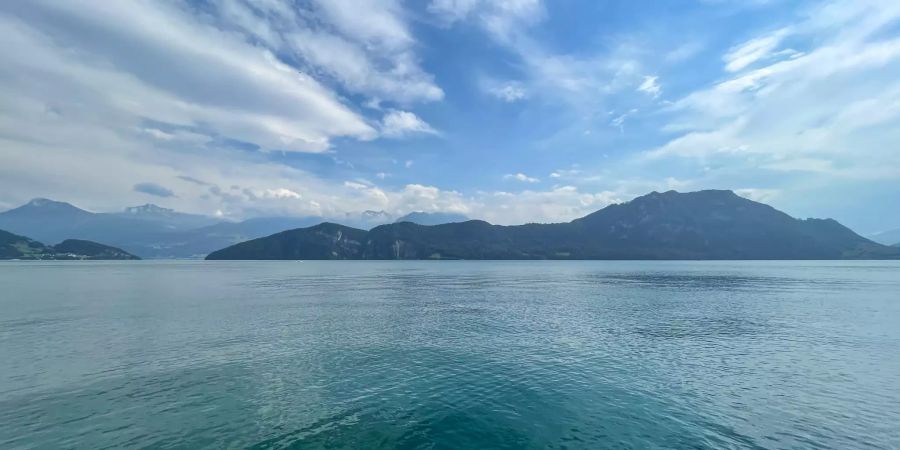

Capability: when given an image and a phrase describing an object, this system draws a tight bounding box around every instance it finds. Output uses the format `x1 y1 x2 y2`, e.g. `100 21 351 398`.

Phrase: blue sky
1 0 899 233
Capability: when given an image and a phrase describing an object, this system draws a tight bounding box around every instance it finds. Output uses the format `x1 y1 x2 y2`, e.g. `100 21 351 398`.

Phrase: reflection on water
0 260 899 449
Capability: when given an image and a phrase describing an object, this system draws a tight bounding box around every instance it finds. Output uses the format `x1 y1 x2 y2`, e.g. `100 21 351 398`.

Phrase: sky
1 0 899 233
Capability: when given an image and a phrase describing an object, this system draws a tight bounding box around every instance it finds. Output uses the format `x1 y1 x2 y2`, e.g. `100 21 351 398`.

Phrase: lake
1 261 899 449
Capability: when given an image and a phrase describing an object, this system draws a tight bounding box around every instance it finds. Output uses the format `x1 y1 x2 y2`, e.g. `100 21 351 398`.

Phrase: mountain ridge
0 229 139 260
868 227 900 246
207 190 900 260
395 211 470 226
0 200 388 258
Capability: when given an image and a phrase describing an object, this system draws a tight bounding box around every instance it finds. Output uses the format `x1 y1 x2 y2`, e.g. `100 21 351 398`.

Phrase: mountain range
395 211 469 226
0 229 139 260
206 190 900 260
868 227 900 246
0 199 468 258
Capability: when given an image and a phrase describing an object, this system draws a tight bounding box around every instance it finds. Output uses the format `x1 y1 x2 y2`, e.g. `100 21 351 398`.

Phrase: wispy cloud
485 81 528 102
723 28 792 72
646 0 900 183
637 76 661 98
133 182 175 198
380 110 439 138
504 173 540 183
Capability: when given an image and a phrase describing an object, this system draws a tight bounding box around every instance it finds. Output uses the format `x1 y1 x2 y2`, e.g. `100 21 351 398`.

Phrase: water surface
1 261 899 449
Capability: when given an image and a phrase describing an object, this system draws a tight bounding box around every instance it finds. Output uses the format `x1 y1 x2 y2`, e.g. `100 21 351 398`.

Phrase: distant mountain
51 239 140 260
114 204 219 230
0 229 139 260
157 216 327 258
395 211 469 226
207 223 368 260
207 190 900 260
0 199 181 254
2 198 94 221
0 199 340 258
868 228 900 246
340 210 394 230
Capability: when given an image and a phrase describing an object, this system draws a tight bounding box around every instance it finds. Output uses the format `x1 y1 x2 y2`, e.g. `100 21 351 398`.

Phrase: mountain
206 223 368 260
0 199 186 255
0 229 139 260
0 198 392 258
868 228 900 246
156 216 327 258
207 190 900 260
395 211 469 226
51 239 139 260
0 199 306 258
114 204 219 230
340 210 394 230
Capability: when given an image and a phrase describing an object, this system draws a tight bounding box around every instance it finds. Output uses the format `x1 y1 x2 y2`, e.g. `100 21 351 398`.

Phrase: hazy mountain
0 229 139 260
395 211 469 226
155 216 327 258
0 199 179 250
114 204 219 230
868 228 900 246
0 199 336 258
340 210 394 230
207 190 900 260
0 199 97 242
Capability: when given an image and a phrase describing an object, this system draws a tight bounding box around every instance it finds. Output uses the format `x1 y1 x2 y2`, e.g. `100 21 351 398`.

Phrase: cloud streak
133 182 175 198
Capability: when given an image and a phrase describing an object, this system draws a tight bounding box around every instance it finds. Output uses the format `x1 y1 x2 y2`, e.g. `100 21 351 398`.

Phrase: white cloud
336 182 625 225
431 0 648 119
665 41 705 63
735 188 781 203
285 23 442 104
343 181 369 190
259 188 302 200
723 28 791 72
0 1 379 153
610 109 638 132
0 0 456 223
504 173 540 183
646 0 900 183
381 110 439 138
478 186 622 224
637 76 661 98
549 168 582 179
429 0 544 41
213 0 443 104
487 81 528 102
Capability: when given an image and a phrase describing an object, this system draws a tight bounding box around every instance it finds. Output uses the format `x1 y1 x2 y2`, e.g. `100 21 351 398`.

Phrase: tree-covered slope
206 190 900 260
0 229 140 260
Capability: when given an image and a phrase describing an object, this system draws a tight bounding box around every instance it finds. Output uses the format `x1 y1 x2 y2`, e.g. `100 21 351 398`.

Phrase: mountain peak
26 198 73 208
4 198 92 216
395 211 470 226
27 198 54 206
208 189 898 261
636 189 737 200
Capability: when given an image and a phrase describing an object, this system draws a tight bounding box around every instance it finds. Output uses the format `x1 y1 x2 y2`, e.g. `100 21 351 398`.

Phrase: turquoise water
1 261 899 449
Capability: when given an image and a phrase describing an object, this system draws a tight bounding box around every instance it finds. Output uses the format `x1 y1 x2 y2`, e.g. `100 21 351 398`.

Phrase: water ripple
0 260 898 448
